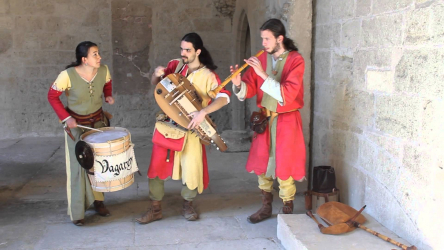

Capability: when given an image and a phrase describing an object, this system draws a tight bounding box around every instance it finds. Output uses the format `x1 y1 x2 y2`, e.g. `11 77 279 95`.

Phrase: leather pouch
249 111 268 134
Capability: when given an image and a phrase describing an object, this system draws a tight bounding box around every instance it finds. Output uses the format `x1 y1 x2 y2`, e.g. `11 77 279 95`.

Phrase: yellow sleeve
50 70 71 91
206 71 218 93
105 65 112 82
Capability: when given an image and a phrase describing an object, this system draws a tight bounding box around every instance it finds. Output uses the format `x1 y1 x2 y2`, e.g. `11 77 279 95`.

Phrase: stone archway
239 12 251 64
238 15 258 129
222 1 269 152
220 8 257 152
231 9 251 131
228 1 268 139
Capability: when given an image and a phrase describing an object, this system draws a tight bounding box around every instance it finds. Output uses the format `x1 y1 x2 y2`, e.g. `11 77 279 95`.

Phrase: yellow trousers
258 174 296 202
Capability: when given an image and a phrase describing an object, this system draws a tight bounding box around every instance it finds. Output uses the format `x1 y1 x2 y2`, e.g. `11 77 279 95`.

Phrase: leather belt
66 107 104 127
260 107 298 134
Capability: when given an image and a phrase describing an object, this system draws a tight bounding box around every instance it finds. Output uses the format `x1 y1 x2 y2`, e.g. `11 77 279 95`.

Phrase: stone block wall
0 0 114 138
286 0 313 160
0 0 233 139
312 0 443 248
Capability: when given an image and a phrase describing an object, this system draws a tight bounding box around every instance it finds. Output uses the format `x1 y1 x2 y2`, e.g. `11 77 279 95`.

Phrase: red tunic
147 60 231 189
242 51 306 181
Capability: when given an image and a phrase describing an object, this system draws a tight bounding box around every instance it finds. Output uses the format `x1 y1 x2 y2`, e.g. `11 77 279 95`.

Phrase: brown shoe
282 200 294 214
136 200 162 224
182 199 198 221
73 219 85 226
94 200 111 217
247 190 273 224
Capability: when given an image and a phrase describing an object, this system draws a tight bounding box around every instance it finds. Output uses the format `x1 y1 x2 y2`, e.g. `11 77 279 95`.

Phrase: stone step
277 213 414 250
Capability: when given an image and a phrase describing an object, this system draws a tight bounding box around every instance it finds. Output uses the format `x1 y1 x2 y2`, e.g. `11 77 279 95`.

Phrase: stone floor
0 135 307 250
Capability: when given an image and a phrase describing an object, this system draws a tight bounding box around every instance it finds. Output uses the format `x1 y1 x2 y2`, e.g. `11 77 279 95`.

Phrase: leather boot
72 219 85 226
136 200 162 224
94 200 110 217
182 199 198 221
247 190 273 224
282 200 294 214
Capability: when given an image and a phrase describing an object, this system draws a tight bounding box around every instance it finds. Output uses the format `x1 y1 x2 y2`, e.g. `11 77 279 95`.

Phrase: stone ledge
277 213 414 250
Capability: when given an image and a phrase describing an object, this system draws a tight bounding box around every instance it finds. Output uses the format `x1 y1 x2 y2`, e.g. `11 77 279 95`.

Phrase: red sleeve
164 60 180 76
47 87 70 121
103 79 112 97
241 50 265 98
280 54 305 106
241 67 258 99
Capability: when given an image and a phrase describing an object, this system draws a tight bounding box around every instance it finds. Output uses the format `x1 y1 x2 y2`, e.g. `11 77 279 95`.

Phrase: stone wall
312 0 443 248
0 0 114 138
0 0 233 139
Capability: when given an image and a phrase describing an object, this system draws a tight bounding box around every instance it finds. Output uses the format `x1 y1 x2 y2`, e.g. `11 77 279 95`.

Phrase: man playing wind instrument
230 19 306 223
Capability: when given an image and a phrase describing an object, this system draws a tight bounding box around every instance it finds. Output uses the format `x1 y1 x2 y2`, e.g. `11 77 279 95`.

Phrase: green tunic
260 52 289 179
66 65 107 114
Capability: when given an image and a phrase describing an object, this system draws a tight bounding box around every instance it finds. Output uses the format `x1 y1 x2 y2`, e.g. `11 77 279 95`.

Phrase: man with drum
48 41 114 226
136 33 231 224
230 19 306 223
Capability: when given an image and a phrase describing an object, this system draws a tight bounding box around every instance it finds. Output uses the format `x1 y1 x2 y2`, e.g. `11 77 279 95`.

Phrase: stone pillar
286 0 313 193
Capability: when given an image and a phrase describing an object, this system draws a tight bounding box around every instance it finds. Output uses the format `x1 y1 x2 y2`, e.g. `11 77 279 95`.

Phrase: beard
182 55 196 64
267 42 281 54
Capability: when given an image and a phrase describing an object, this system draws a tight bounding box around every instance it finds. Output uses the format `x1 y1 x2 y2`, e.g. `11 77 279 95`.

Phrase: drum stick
77 125 104 132
208 50 264 98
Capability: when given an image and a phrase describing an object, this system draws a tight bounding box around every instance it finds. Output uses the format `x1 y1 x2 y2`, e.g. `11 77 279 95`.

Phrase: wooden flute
208 50 264 99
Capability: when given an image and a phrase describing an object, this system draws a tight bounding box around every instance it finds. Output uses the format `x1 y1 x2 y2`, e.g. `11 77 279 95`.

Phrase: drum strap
174 60 186 74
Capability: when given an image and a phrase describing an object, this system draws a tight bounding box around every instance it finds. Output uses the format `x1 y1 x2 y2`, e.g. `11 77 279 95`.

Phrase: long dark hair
260 19 298 52
65 41 98 69
181 33 217 71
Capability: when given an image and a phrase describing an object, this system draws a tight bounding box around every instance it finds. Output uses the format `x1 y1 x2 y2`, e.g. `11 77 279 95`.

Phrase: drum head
82 129 128 143
75 141 94 170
